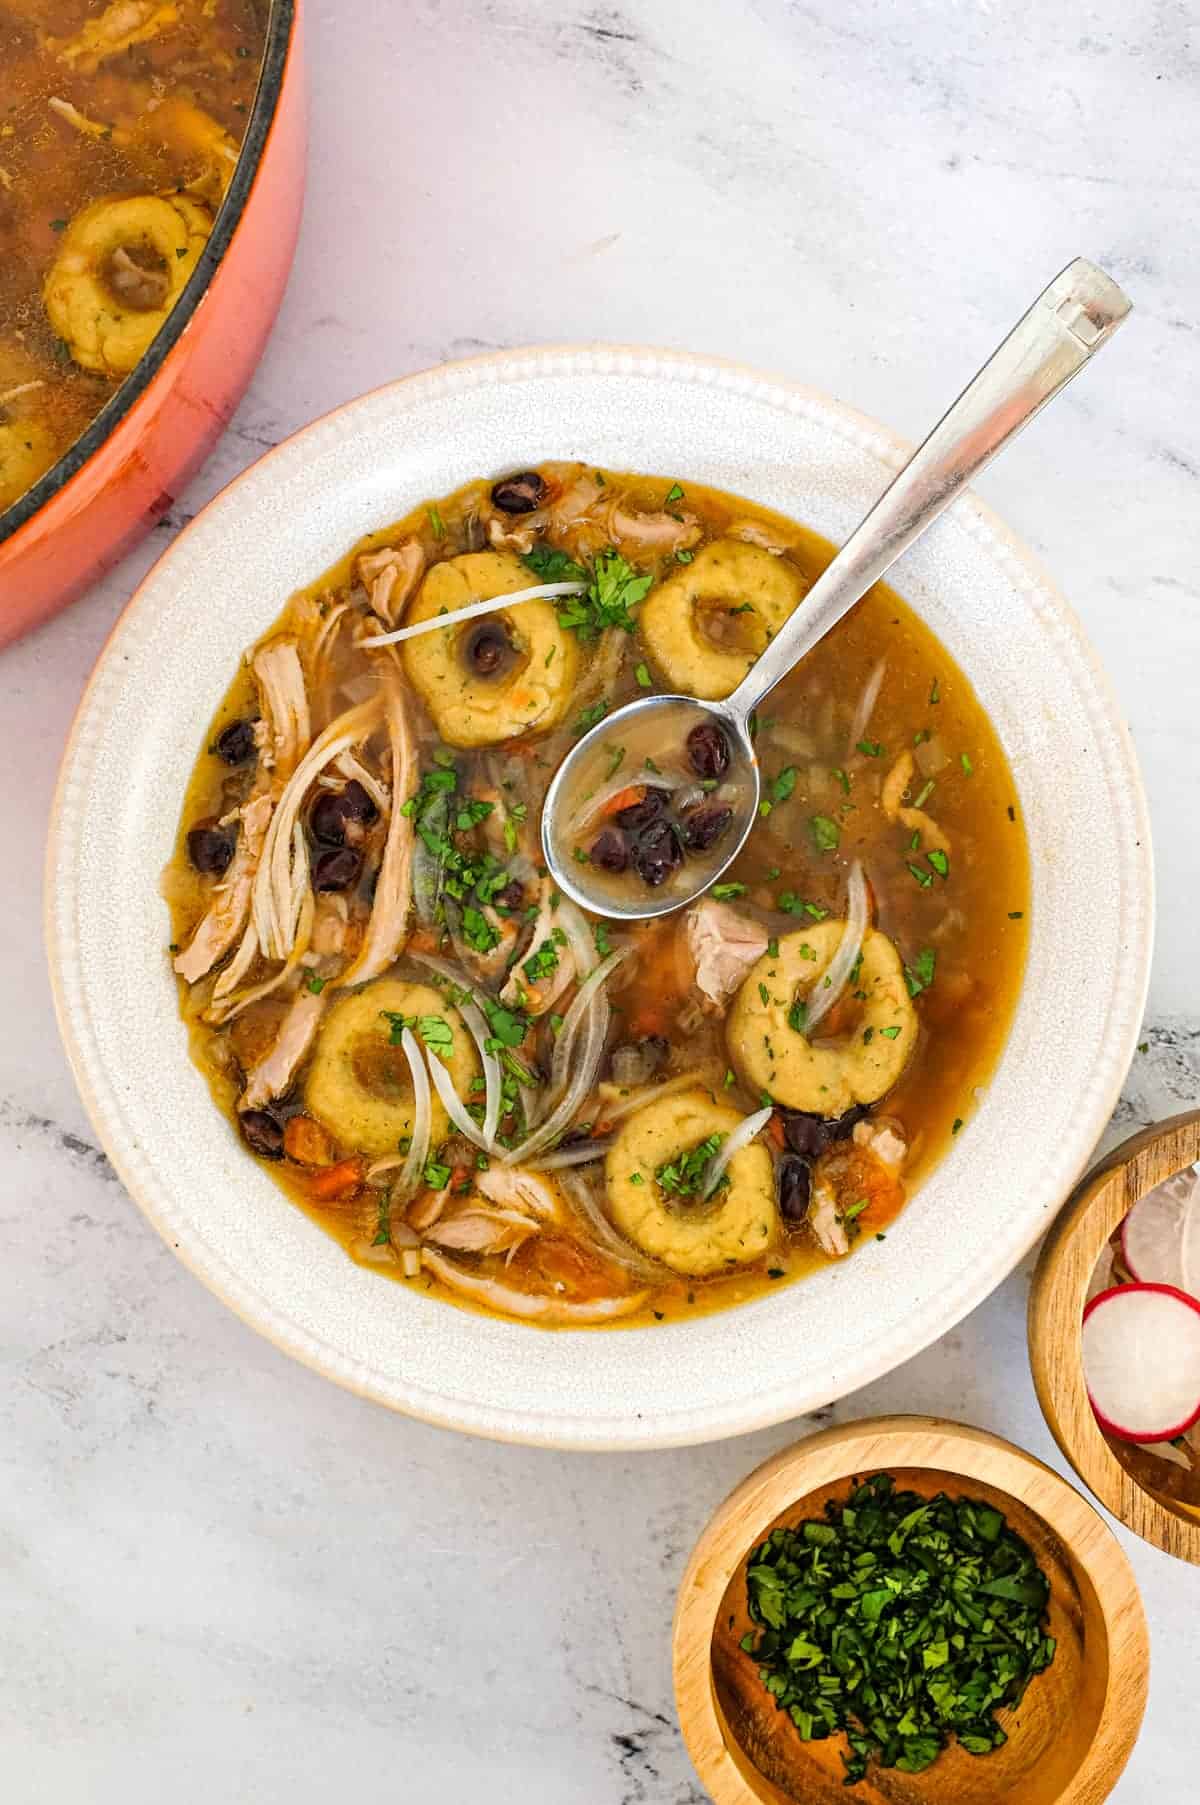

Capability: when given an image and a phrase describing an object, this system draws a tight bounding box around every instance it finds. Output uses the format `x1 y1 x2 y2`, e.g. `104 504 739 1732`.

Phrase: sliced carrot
767 1112 786 1151
597 783 645 820
304 1155 366 1204
283 1114 335 1167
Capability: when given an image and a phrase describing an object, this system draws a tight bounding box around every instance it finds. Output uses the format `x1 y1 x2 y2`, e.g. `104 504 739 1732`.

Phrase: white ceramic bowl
46 347 1153 1450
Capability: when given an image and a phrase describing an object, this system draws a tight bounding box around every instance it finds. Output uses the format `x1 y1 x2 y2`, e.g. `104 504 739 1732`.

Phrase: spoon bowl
541 692 760 919
542 258 1130 920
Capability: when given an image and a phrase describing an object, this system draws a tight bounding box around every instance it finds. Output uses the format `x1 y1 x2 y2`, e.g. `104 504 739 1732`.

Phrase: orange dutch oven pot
0 0 307 647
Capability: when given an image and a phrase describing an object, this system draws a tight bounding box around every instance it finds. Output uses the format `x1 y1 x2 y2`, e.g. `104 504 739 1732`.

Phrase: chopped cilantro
573 700 609 735
712 882 747 901
521 545 587 584
656 1133 727 1200
810 815 840 853
742 1473 1054 1785
927 848 950 879
903 948 936 998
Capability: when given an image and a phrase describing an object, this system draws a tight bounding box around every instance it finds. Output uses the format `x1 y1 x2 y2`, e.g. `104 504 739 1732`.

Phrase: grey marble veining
3 1 1199 1798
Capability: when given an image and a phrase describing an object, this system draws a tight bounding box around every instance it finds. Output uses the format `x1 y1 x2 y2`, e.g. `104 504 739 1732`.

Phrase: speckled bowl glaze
46 348 1154 1450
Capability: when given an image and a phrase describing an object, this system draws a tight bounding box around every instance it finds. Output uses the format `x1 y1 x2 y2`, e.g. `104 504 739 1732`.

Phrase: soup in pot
0 0 268 513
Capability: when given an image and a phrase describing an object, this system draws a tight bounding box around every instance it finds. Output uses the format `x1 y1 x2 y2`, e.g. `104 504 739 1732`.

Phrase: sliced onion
423 1039 492 1153
548 944 628 1100
802 860 869 1037
554 895 599 983
532 1139 611 1171
701 1105 773 1199
395 1026 433 1199
593 1069 708 1128
567 768 683 836
360 582 586 648
408 951 502 1145
558 1170 669 1281
848 656 887 753
505 950 629 1164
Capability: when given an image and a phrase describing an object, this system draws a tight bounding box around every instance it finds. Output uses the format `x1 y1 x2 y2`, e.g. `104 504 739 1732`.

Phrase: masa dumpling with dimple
727 924 916 1115
604 1088 778 1276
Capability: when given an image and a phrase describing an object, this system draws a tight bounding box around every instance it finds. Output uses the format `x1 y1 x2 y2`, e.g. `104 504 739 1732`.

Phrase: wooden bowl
673 1417 1148 1804
1029 1110 1200 1563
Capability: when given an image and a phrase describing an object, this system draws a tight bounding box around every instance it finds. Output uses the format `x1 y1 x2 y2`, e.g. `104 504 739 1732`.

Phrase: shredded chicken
173 792 273 984
853 1118 908 1168
424 1206 539 1259
310 893 351 957
48 0 178 70
686 899 769 1008
726 518 791 554
356 541 424 627
251 638 310 780
476 1164 563 1223
252 696 381 962
486 514 540 554
605 501 702 557
331 664 415 988
205 894 316 1025
240 987 327 1110
880 748 951 856
809 1179 850 1258
421 1247 649 1324
48 95 113 138
407 1184 451 1232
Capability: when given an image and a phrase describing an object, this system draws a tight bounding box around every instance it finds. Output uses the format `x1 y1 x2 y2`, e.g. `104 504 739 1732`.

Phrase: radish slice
1173 1164 1200 1297
1082 1283 1200 1442
1120 1171 1194 1287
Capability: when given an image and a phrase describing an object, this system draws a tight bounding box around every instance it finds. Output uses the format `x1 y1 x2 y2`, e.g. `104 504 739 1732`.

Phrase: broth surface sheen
166 465 1029 1330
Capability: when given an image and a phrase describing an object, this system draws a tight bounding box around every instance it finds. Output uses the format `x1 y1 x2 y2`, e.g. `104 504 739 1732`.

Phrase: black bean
310 790 352 845
341 779 378 823
491 470 547 514
589 828 628 873
465 621 512 676
686 721 731 780
780 1103 870 1158
214 717 258 766
187 819 236 875
311 781 378 847
313 846 363 892
681 804 733 852
777 1153 812 1222
239 1109 284 1159
630 820 682 887
615 788 667 832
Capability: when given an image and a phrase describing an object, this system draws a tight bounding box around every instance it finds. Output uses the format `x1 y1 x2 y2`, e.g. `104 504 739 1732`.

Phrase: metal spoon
542 258 1131 921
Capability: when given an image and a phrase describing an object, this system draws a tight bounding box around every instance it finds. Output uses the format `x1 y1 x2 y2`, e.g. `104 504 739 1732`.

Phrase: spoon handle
725 258 1131 724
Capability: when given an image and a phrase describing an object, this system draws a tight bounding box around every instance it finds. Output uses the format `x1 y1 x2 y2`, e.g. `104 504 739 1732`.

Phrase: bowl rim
0 0 299 550
671 1414 1150 1803
45 344 1155 1449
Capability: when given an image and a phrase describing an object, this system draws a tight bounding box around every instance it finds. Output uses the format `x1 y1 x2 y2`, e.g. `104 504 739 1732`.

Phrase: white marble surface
3 2 1199 1798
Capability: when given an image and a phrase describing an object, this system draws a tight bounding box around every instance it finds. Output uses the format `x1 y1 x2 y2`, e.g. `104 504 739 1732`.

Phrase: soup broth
166 465 1029 1329
0 0 268 513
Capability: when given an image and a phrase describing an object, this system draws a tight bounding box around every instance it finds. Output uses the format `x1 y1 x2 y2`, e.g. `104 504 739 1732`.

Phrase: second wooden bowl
1029 1109 1200 1564
673 1417 1148 1804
